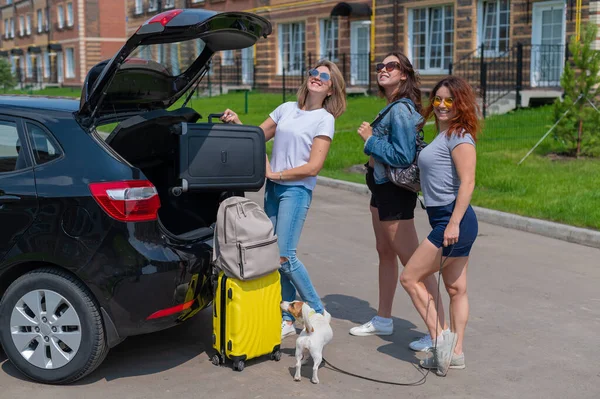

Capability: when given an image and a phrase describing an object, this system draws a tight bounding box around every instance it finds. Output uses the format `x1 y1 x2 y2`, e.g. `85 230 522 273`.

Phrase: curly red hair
420 76 482 141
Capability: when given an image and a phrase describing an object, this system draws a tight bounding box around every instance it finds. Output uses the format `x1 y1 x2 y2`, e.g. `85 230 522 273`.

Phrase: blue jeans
264 180 324 322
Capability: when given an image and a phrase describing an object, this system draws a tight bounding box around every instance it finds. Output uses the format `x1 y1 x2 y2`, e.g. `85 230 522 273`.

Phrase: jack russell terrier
280 300 333 384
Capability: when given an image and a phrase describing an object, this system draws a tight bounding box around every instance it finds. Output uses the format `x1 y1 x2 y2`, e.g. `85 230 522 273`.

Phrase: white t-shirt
268 102 335 191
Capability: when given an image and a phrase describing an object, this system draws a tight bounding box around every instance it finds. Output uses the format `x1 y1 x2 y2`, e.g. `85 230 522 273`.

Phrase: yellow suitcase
211 270 282 371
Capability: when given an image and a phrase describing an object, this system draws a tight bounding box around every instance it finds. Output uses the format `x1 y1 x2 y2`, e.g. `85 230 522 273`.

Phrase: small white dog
280 300 333 384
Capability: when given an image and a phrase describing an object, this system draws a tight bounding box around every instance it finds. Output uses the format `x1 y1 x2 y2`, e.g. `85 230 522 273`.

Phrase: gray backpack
212 196 280 280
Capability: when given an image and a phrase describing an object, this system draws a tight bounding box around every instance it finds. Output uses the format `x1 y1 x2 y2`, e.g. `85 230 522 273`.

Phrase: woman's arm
360 104 416 167
221 109 277 141
267 136 332 181
443 143 476 247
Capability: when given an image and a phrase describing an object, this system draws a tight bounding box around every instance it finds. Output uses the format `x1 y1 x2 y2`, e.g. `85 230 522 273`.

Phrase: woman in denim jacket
350 53 447 344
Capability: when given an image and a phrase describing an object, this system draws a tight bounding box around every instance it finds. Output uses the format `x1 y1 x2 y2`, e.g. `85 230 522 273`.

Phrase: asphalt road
1 185 599 398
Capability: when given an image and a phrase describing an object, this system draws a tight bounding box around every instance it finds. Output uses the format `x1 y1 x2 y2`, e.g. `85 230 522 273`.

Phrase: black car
0 9 271 384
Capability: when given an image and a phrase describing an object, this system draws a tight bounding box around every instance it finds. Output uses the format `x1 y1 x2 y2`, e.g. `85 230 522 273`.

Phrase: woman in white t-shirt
221 60 346 338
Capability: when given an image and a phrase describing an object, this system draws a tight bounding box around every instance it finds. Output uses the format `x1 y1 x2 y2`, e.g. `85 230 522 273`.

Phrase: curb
316 176 600 250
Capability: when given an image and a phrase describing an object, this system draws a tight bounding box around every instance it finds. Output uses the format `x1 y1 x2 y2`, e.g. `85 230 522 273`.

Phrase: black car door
0 117 38 261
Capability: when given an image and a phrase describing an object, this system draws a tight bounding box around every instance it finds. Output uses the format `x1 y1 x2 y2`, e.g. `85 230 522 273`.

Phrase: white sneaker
281 321 296 338
409 329 450 352
349 316 393 336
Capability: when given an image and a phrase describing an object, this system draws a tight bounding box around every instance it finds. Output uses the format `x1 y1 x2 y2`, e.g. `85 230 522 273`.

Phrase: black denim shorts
366 166 417 221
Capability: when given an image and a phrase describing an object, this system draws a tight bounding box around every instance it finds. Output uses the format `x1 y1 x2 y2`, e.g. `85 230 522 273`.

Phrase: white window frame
164 0 175 9
57 5 64 29
65 48 75 79
134 0 143 15
37 9 43 33
4 19 8 39
26 15 31 35
408 5 455 74
278 22 305 75
149 0 158 12
66 3 74 27
319 18 339 61
10 18 14 38
192 0 205 3
25 53 32 78
43 51 50 78
19 16 24 37
477 0 511 56
221 50 234 66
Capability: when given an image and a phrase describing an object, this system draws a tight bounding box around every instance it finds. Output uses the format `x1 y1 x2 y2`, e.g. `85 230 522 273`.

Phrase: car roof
0 95 79 113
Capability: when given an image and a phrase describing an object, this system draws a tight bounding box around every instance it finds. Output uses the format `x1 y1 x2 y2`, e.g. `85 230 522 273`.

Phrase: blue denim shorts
426 201 478 257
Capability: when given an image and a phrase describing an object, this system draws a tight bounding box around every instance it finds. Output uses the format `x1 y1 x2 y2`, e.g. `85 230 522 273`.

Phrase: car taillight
89 180 160 222
147 9 183 26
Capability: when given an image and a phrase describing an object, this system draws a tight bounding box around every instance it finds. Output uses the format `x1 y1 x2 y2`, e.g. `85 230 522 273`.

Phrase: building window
409 5 454 72
149 0 158 12
66 3 74 27
10 18 14 38
26 53 32 78
221 50 234 66
43 51 50 78
44 8 49 31
19 16 24 36
4 19 8 39
26 15 31 35
478 0 510 54
278 22 305 75
57 5 64 29
135 0 143 15
65 48 75 78
37 9 43 33
192 0 204 3
155 44 163 63
319 18 338 61
170 43 180 75
164 0 175 9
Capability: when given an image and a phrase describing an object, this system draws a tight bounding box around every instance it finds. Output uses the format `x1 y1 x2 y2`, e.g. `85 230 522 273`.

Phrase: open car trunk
102 108 265 239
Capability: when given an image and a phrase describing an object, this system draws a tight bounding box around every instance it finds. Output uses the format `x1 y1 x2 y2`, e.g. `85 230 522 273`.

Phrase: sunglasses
432 96 454 108
308 69 331 82
376 61 401 73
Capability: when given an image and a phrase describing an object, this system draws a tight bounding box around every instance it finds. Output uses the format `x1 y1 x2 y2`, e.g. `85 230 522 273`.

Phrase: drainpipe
370 0 375 62
393 0 398 52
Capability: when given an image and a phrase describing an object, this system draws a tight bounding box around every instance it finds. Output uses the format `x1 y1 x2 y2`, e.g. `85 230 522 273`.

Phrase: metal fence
193 52 374 100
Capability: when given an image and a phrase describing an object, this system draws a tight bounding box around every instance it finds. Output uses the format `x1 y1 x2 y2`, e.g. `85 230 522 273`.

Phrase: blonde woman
221 60 346 338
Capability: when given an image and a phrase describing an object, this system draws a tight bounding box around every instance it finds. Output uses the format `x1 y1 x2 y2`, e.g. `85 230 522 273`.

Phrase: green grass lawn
5 89 599 230
3 86 81 98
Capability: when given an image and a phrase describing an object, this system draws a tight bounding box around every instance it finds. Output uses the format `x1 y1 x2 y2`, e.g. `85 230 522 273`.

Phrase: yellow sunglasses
432 96 454 108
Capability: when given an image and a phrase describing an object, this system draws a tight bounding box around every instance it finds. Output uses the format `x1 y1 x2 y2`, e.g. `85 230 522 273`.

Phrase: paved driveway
1 185 599 398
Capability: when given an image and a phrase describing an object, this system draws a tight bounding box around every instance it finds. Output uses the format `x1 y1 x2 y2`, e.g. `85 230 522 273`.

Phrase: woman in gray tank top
400 76 481 376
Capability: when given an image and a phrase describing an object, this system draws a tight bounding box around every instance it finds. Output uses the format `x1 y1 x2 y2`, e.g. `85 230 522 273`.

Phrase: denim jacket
363 98 423 184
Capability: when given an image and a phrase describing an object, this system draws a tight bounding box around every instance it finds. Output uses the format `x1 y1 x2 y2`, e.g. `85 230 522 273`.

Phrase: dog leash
321 245 455 386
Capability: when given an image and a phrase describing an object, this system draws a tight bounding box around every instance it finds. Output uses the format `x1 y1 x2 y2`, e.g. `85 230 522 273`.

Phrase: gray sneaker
434 330 458 376
419 352 465 370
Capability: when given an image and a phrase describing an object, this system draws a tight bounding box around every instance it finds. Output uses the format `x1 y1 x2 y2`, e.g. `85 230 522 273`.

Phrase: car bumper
86 223 214 339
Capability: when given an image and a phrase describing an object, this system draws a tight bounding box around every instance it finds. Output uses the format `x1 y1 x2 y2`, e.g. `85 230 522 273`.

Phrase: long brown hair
421 76 482 141
377 52 422 112
297 60 347 118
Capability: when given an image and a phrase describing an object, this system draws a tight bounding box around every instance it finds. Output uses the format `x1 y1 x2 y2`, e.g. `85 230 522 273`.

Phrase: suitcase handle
208 113 225 124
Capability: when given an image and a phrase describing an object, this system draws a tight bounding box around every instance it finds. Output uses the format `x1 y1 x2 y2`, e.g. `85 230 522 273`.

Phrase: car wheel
0 268 108 384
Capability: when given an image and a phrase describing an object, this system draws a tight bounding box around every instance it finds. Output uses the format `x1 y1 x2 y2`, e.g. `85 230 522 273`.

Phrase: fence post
368 52 372 94
449 62 453 75
342 53 347 83
252 60 256 90
282 66 286 103
481 62 487 119
237 56 241 85
219 63 223 95
308 52 313 68
516 43 523 109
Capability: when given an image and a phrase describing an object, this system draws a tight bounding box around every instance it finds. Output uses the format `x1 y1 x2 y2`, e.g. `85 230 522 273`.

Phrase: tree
552 22 600 157
0 58 15 92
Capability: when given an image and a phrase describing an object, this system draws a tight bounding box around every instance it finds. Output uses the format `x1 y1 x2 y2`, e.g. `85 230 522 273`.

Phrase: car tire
0 268 109 384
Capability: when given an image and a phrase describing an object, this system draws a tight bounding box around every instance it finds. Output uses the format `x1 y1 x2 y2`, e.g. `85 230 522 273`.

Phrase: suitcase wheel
233 360 245 372
271 350 282 362
211 354 222 366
